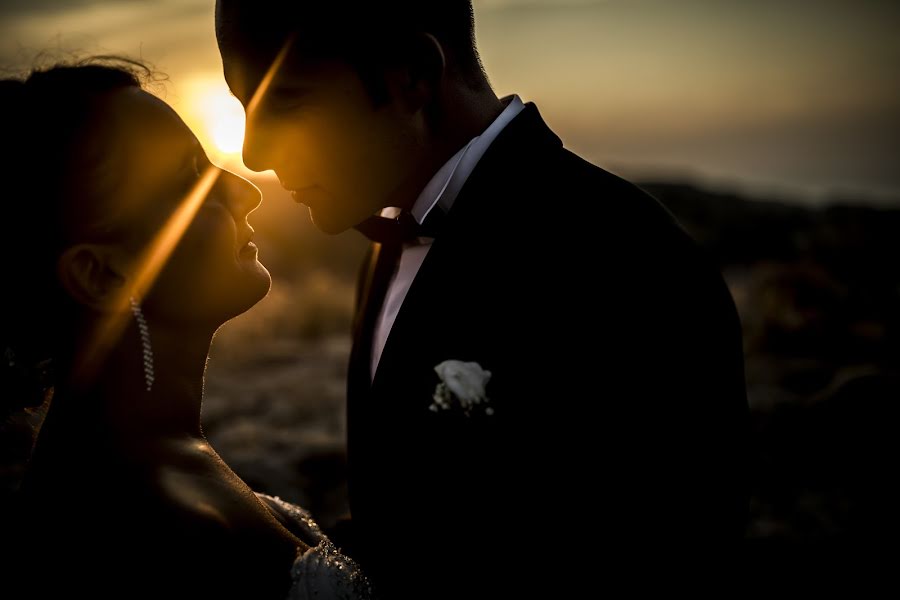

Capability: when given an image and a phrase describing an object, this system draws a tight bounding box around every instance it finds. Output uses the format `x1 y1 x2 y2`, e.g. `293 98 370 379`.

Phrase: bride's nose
220 169 262 217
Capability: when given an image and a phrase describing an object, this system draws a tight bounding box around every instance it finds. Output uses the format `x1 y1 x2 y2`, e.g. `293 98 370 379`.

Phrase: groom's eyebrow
243 83 314 114
268 84 314 99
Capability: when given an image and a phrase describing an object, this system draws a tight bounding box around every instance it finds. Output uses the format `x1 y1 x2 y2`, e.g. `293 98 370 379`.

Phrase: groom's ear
389 32 446 112
57 243 130 312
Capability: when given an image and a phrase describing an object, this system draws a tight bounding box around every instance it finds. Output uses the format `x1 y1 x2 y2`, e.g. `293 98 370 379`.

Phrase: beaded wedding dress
255 493 375 600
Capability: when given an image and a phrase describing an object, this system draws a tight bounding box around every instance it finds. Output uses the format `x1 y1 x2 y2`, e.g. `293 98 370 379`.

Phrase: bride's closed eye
190 151 211 179
164 150 214 205
182 151 216 191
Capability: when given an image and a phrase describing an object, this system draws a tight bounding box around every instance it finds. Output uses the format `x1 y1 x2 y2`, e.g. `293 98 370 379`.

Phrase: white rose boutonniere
429 360 494 417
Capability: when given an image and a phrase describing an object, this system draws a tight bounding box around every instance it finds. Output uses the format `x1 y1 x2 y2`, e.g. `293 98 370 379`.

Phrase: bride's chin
239 256 272 288
218 287 270 325
245 269 272 304
220 268 272 318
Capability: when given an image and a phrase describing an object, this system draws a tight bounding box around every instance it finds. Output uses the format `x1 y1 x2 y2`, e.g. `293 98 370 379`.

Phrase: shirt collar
381 95 525 225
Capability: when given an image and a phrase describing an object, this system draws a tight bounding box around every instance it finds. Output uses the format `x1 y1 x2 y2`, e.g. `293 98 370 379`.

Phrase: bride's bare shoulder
148 439 258 527
147 437 305 551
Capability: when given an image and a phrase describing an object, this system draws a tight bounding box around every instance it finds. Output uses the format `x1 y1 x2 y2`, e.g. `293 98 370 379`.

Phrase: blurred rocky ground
202 178 900 544
642 182 900 548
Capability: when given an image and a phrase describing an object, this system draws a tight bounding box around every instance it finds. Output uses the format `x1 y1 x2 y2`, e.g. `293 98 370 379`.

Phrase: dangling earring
129 297 154 392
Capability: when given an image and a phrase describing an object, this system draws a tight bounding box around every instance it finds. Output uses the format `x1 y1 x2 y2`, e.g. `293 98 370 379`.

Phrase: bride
1 58 372 599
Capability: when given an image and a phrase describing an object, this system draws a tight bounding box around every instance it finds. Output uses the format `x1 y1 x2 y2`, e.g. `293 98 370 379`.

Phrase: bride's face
99 87 271 325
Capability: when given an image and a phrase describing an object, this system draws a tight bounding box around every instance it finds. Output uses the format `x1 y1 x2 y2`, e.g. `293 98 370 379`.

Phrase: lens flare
245 34 295 121
71 37 295 389
72 166 220 389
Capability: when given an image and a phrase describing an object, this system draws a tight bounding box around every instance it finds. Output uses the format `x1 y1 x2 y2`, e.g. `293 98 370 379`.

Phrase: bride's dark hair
0 57 157 423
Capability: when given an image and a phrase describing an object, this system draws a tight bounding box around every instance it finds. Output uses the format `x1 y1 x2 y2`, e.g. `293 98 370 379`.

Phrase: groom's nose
241 116 276 173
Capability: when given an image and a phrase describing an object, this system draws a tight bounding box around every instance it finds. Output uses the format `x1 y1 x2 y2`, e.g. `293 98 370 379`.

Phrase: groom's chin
308 207 356 236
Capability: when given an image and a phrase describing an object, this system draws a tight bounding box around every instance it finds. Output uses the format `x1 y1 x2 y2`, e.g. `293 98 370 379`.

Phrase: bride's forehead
100 90 196 194
107 87 191 140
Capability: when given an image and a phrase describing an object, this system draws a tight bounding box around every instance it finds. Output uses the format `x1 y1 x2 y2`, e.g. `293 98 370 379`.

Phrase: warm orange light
244 34 295 121
178 79 246 162
130 165 221 301
72 39 296 389
205 90 245 155
176 35 293 171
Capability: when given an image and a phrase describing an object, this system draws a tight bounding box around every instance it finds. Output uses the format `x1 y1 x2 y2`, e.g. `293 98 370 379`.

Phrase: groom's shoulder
508 143 684 244
561 148 678 229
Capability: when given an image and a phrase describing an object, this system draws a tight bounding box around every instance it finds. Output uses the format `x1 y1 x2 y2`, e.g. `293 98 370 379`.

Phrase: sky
1 0 898 204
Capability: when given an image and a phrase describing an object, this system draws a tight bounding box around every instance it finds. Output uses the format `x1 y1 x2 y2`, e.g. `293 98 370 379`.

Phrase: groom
217 1 749 595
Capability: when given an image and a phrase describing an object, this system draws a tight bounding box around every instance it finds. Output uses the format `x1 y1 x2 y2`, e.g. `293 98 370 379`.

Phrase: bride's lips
238 241 258 259
237 227 257 259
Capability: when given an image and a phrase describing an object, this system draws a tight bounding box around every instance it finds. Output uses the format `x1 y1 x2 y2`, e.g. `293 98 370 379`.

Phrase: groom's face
220 45 426 234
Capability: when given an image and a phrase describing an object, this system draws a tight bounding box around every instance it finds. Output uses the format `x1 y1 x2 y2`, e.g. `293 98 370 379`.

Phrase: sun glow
177 78 247 166
204 88 245 154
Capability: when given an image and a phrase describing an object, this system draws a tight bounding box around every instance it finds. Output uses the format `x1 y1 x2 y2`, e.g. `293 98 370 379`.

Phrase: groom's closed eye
255 86 315 113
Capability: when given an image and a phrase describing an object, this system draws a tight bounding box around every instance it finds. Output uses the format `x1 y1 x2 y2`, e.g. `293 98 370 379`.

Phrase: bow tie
353 210 445 245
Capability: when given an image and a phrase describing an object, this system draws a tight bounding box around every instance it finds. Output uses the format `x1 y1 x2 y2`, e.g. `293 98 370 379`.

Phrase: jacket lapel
348 242 397 397
370 103 563 396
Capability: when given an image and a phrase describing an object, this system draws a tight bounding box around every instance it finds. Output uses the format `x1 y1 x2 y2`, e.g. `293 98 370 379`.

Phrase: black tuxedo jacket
344 104 749 597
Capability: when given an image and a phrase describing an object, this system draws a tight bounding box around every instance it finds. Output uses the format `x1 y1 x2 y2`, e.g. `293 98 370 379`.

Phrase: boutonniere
429 360 494 417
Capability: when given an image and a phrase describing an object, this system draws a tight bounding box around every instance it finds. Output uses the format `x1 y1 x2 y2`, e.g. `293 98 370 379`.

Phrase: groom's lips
290 187 317 205
277 172 319 205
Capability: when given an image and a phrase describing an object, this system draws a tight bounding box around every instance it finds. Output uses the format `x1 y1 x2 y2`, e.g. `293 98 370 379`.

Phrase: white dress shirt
369 95 525 381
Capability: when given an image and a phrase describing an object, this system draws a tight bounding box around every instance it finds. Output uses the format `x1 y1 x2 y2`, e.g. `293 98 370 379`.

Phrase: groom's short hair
217 0 486 96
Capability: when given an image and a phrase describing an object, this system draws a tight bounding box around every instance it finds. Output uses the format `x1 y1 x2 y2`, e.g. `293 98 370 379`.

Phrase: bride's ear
57 244 130 312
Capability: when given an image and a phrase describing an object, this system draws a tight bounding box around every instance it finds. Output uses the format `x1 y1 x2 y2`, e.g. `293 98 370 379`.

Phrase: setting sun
205 90 245 154
175 78 247 167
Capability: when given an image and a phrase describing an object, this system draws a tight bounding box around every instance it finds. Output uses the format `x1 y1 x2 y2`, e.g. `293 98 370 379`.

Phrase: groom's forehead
216 0 345 59
218 22 339 99
222 48 333 106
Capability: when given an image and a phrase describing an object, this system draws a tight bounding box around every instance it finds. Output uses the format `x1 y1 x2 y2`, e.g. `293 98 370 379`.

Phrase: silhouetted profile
1 60 373 599
217 1 750 596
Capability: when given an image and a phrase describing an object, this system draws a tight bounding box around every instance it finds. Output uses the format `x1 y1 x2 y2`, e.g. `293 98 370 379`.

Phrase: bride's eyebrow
162 140 204 183
152 142 206 204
